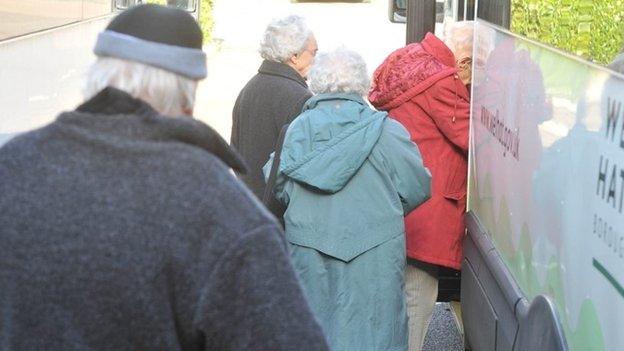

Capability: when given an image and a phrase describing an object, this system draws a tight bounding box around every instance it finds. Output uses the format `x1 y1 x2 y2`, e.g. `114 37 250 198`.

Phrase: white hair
308 48 370 96
444 20 474 60
259 15 313 63
83 57 197 116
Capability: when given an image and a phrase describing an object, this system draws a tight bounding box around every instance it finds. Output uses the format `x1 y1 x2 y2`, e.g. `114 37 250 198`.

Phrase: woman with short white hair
264 48 432 351
259 15 317 77
232 15 318 219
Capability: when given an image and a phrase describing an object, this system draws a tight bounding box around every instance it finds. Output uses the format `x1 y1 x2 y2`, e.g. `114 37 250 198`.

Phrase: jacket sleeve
263 154 291 206
196 224 329 351
413 75 470 152
375 119 432 214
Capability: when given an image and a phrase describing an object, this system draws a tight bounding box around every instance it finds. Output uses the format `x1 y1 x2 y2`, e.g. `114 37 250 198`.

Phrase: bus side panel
467 19 624 351
462 245 497 351
463 212 519 351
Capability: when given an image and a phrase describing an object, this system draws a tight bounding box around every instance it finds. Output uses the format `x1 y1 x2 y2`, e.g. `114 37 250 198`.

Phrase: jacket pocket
441 155 468 201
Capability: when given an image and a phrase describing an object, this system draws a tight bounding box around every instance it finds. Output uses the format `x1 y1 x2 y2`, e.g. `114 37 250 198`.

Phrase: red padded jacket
369 33 470 269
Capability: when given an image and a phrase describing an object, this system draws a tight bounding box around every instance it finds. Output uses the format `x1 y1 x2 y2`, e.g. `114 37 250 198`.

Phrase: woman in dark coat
231 15 318 219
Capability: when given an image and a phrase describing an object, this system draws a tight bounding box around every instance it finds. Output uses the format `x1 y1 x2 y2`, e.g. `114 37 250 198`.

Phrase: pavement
423 303 464 351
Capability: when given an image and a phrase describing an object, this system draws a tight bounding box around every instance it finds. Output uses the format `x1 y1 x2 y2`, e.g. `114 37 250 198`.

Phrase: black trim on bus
463 211 568 351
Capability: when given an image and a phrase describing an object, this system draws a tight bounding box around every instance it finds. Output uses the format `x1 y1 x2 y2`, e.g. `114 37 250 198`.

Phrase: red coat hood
369 33 457 111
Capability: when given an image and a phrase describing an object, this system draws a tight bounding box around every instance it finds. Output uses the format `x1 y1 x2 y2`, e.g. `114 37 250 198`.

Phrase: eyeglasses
297 46 318 57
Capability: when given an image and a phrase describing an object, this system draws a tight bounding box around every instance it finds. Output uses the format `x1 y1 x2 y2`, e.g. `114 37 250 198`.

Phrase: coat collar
303 93 366 111
258 60 308 88
77 85 154 116
69 87 247 173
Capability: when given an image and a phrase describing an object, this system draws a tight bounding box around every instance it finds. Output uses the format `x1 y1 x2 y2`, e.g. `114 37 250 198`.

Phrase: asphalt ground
423 303 465 351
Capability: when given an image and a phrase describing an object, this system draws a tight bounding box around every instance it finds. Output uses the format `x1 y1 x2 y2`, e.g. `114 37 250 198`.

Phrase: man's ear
289 53 299 66
182 107 194 116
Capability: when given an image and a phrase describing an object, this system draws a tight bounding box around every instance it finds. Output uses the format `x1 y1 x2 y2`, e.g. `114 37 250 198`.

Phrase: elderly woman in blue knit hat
264 48 432 351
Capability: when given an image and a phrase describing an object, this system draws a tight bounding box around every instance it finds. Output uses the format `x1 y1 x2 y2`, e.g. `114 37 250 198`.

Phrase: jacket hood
369 33 457 111
279 93 386 194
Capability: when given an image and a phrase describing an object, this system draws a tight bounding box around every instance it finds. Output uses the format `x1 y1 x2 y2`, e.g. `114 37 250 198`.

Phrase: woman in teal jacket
264 48 431 351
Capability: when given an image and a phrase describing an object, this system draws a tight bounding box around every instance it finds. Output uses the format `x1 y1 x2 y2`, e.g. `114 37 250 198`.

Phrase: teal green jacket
264 93 431 262
264 93 431 350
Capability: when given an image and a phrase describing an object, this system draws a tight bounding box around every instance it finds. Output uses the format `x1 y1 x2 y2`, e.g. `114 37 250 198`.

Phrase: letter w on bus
605 97 622 145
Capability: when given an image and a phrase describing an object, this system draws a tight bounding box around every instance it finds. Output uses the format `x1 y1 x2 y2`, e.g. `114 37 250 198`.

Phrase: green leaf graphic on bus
473 182 606 350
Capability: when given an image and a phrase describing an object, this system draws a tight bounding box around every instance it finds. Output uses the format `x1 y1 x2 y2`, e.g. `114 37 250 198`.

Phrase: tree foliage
511 0 624 65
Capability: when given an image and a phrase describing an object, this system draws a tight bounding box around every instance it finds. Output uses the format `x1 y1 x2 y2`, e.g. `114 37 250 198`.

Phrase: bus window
114 0 198 14
510 1 624 66
166 0 195 12
0 0 82 41
389 0 445 25
0 0 117 42
388 0 406 23
399 0 623 67
455 0 624 66
395 0 455 42
83 0 116 19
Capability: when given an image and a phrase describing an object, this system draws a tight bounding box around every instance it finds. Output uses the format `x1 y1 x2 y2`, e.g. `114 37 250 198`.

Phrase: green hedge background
197 0 213 43
511 0 624 65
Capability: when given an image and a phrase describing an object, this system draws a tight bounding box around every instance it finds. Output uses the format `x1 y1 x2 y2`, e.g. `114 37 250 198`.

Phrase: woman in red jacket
369 32 470 351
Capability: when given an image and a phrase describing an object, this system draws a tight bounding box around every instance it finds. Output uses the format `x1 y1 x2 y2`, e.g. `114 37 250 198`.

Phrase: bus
390 1 624 350
0 0 199 148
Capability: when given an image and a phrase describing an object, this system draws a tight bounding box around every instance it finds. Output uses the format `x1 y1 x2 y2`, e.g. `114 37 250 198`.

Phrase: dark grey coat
231 60 313 209
0 87 329 351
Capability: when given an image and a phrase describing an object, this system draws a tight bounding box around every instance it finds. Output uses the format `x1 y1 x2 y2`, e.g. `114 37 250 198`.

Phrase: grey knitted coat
231 60 313 208
0 87 328 351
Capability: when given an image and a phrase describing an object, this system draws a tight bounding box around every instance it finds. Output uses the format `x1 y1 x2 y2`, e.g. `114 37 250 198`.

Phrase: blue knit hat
94 4 207 79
